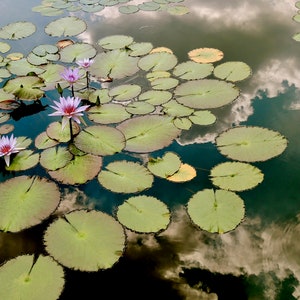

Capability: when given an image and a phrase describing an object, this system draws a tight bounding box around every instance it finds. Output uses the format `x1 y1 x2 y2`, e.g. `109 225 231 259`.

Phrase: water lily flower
0 134 24 167
48 96 90 130
60 67 81 86
76 58 94 69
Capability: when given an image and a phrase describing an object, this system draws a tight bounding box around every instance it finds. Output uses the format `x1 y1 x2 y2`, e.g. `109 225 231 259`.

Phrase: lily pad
213 61 252 82
119 5 139 14
138 90 172 105
151 77 179 90
49 154 103 185
173 61 213 80
0 175 60 232
74 125 125 156
87 103 131 124
125 101 155 115
117 115 181 153
138 1 161 11
167 5 189 15
45 16 87 37
108 84 142 101
210 162 264 191
189 110 217 125
0 21 36 40
162 99 194 117
138 52 178 71
0 255 65 300
174 79 239 109
216 126 288 162
98 35 134 50
147 151 181 178
187 189 245 233
6 150 40 171
35 131 59 149
59 43 97 63
173 117 192 130
0 41 11 53
128 42 153 56
46 121 81 143
98 160 154 193
188 48 224 63
167 163 196 182
44 210 125 271
117 195 170 233
7 59 45 76
40 146 73 171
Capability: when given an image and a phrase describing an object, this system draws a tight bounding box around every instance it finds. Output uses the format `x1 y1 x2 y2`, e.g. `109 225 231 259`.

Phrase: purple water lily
48 96 90 130
60 67 81 86
0 134 24 167
76 58 94 69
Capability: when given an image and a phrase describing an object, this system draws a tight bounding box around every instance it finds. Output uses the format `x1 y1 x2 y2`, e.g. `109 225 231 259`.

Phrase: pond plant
0 2 290 300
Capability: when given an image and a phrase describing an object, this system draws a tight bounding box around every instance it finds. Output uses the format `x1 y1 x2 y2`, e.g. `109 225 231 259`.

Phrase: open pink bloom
76 58 94 69
48 96 90 129
60 67 81 85
0 134 24 167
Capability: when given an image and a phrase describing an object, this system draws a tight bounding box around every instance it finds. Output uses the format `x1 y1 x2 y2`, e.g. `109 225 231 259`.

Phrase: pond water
1 0 300 299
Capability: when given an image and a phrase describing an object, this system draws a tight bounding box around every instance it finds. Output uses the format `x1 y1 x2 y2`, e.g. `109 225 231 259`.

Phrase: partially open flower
0 134 25 167
48 96 90 129
76 58 94 69
60 67 81 86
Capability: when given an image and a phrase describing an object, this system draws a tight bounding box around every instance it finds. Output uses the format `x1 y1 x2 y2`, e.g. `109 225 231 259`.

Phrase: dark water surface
1 0 300 299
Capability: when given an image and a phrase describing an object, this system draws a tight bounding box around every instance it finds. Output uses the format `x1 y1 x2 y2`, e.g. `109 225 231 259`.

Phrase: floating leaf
128 42 153 56
98 160 154 193
117 195 170 233
147 151 181 178
0 255 65 300
44 210 125 271
162 99 194 117
216 126 288 162
46 121 80 143
173 117 192 130
87 103 131 124
49 154 102 185
119 5 139 14
59 43 97 63
109 84 142 101
151 77 179 90
98 35 134 50
45 16 87 37
6 150 39 171
173 61 213 80
0 176 60 232
74 125 125 156
138 1 161 11
89 50 139 79
125 101 155 115
167 5 189 15
117 115 181 153
88 89 112 104
213 61 252 82
189 110 216 125
167 163 196 182
3 76 45 100
174 79 239 109
138 52 178 71
7 59 45 76
187 189 245 233
0 41 10 53
35 131 59 149
188 48 224 63
40 146 73 171
0 21 36 40
138 90 172 105
210 162 264 191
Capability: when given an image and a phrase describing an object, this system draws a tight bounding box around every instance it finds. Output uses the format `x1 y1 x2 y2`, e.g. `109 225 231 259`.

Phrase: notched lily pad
0 21 36 40
188 48 224 63
213 61 252 82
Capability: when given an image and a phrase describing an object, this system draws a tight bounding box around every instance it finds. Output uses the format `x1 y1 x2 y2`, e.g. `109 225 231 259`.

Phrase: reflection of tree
10 100 47 121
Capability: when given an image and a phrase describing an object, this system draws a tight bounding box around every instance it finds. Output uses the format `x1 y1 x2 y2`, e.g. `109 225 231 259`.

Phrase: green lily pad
46 121 81 143
74 125 125 156
138 52 178 71
39 63 66 90
125 101 155 115
49 154 103 185
81 3 104 12
32 5 64 16
0 21 36 40
117 195 170 233
162 99 194 117
44 210 125 271
173 117 192 130
88 89 112 104
98 160 154 193
117 115 181 153
40 146 73 171
213 61 252 82
87 103 131 124
89 50 139 79
174 79 239 109
128 42 153 56
151 77 179 90
0 255 65 300
7 59 45 76
210 162 264 191
173 61 213 80
146 70 171 81
108 84 142 101
6 150 40 171
98 35 134 50
119 5 139 14
45 16 87 37
0 175 60 232
35 131 59 149
3 76 45 100
0 42 11 53
187 188 245 233
216 126 288 162
147 151 181 178
138 90 172 105
166 163 196 182
138 1 161 11
59 43 97 63
167 5 189 15
189 110 217 125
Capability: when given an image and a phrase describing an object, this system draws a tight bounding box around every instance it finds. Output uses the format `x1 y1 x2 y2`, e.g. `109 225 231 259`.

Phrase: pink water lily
60 67 81 86
49 96 90 129
76 58 94 69
0 134 24 167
